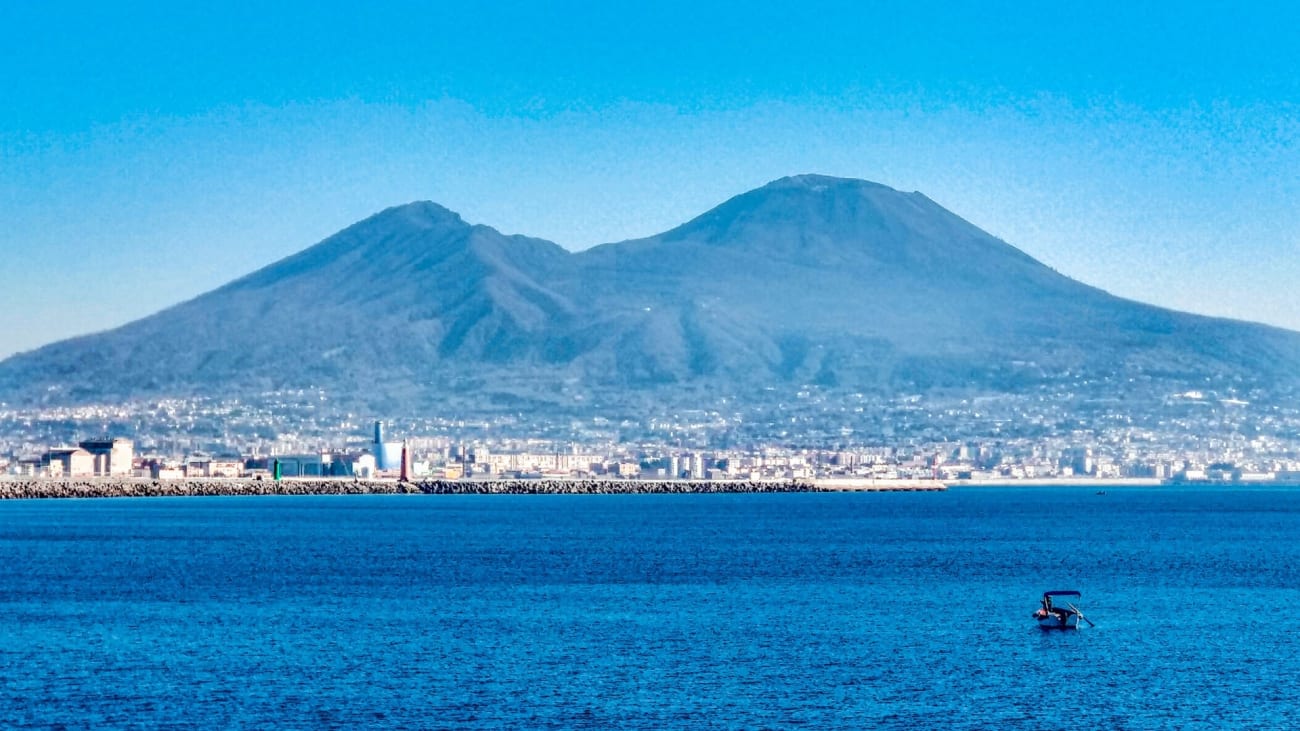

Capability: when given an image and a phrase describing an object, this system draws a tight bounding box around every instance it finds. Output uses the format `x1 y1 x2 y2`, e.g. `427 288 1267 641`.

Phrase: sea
1 487 1298 730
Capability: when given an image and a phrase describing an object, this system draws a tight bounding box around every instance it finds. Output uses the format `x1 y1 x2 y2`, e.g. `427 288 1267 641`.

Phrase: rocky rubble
0 477 950 499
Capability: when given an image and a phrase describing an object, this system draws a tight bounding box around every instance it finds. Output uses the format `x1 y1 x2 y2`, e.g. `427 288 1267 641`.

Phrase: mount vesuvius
3 175 1298 412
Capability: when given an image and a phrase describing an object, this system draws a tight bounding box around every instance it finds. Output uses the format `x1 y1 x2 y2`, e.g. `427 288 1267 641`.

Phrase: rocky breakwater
0 477 943 499
0 478 425 499
413 479 817 494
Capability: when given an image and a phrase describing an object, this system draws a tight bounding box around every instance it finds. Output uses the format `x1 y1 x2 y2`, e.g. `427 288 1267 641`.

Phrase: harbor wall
0 477 944 500
946 478 1165 488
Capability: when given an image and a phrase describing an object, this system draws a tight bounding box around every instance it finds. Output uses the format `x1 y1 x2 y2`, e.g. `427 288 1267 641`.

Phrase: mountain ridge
2 175 1299 411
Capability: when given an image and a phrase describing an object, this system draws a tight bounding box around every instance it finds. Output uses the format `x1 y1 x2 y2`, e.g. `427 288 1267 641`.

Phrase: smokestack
374 421 384 445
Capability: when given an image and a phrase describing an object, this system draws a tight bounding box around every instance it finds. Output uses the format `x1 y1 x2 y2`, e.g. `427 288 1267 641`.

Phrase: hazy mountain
0 201 576 404
3 175 1299 410
558 175 1300 390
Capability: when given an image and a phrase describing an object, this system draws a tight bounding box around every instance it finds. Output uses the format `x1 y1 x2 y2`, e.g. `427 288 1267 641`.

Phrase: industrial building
78 438 135 476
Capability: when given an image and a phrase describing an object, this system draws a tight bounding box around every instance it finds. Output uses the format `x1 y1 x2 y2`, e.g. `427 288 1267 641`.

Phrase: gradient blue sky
3 1 1299 358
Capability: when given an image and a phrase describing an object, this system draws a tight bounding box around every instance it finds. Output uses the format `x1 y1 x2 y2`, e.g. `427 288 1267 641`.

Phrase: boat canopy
1043 590 1081 597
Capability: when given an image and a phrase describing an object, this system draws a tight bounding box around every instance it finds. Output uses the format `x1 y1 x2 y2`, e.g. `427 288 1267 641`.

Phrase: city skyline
4 2 1300 359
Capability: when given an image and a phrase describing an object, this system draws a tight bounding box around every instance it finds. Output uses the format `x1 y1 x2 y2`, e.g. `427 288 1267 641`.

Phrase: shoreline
4 476 1289 499
945 478 1300 488
946 478 1164 488
0 477 946 500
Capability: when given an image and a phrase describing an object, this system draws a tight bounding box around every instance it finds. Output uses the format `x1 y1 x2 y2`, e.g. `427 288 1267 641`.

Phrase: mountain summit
654 175 1024 264
2 176 1299 410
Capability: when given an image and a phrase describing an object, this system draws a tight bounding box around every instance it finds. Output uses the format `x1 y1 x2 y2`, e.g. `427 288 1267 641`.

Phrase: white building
78 438 134 476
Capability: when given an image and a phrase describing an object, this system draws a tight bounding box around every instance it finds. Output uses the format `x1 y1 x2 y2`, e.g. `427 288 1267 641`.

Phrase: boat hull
1035 611 1079 630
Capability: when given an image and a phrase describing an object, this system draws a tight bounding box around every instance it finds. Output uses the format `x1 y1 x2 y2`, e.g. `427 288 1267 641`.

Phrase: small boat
1033 590 1091 630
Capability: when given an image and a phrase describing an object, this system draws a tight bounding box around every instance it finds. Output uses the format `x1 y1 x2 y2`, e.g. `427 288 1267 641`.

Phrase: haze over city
3 1 1300 360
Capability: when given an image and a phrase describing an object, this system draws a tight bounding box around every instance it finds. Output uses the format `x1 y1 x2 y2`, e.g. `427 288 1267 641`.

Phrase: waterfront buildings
79 438 134 476
35 438 135 477
42 447 95 477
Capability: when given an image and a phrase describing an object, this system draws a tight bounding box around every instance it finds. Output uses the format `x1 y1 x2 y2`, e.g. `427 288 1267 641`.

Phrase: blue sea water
1 487 1299 730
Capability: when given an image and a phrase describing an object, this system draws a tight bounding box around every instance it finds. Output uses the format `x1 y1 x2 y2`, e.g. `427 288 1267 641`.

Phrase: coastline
946 477 1165 488
0 477 945 500
945 477 1300 488
3 476 1293 499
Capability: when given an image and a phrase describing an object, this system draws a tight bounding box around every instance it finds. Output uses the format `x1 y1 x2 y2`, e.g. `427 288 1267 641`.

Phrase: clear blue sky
3 1 1299 358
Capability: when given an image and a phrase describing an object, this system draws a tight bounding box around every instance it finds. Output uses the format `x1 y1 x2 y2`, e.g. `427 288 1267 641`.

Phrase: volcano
2 175 1298 410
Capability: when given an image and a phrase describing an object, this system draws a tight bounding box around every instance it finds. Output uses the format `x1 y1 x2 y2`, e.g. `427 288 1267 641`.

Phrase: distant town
4 380 1299 484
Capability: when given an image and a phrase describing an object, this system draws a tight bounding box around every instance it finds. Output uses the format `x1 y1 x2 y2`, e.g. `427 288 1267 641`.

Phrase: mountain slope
558 175 1300 387
2 176 1299 408
0 201 576 403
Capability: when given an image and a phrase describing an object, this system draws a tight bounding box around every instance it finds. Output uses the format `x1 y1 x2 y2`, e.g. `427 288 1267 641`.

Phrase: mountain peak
212 200 476 295
361 200 467 230
762 174 899 194
655 174 966 259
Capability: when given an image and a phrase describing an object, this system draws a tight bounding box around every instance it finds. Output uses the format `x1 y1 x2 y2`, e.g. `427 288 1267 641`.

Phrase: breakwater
0 477 945 500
